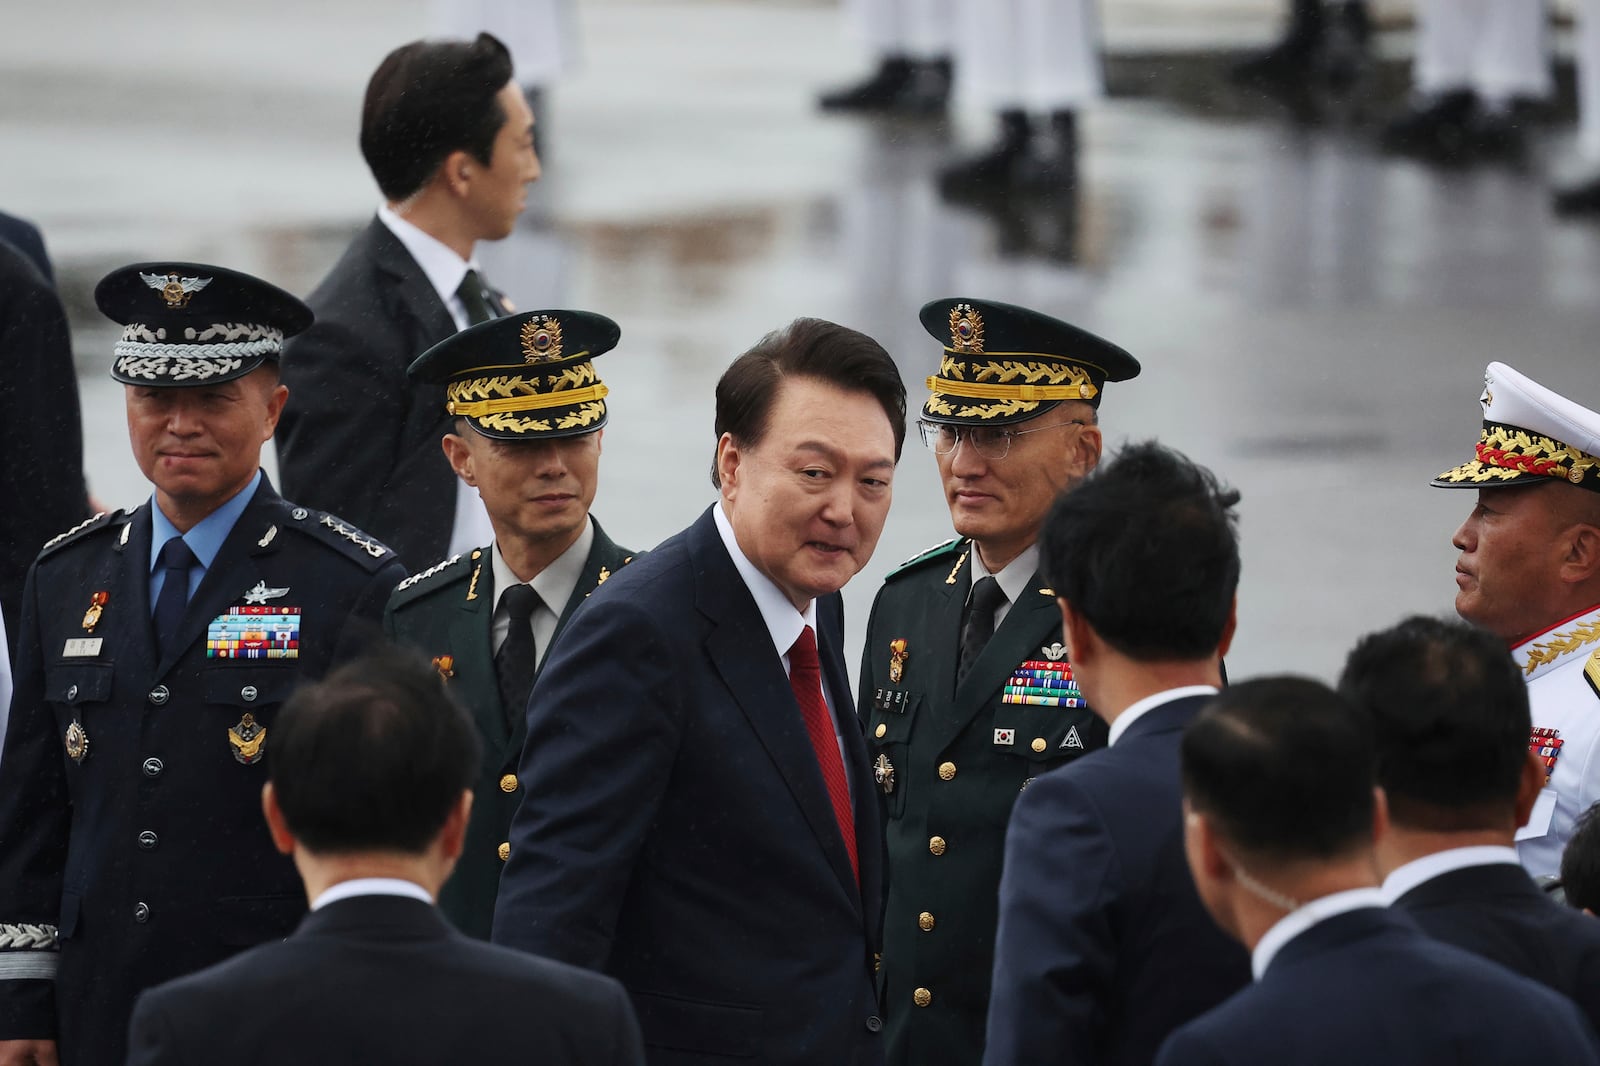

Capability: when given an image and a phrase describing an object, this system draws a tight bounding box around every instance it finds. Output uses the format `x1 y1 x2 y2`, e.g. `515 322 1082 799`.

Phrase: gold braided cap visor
447 382 609 417
1433 421 1600 493
925 376 1097 402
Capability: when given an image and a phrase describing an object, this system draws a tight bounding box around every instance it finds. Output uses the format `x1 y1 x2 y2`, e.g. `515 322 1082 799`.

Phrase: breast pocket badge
229 713 267 765
208 605 300 660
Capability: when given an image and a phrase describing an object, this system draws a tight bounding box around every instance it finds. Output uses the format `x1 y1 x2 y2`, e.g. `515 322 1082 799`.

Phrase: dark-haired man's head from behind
1041 441 1240 715
263 647 482 902
1337 616 1543 874
1181 678 1382 948
1562 804 1600 915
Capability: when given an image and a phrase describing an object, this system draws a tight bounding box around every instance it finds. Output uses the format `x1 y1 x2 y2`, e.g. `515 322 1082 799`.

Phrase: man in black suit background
984 442 1250 1066
1337 615 1600 1031
126 648 644 1066
0 211 53 283
1160 677 1600 1066
277 32 539 568
492 318 904 1064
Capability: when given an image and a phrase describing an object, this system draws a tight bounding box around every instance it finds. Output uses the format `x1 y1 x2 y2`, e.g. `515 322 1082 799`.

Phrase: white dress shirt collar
1380 845 1522 904
713 502 818 665
491 520 595 617
1106 685 1219 747
376 204 477 329
1251 886 1386 980
310 877 433 911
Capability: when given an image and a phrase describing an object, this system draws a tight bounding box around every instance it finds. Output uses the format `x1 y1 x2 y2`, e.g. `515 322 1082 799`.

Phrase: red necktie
789 625 859 883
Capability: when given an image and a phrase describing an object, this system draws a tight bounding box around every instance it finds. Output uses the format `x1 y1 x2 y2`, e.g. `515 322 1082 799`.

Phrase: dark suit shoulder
388 551 476 607
36 509 124 560
884 536 966 582
275 503 401 573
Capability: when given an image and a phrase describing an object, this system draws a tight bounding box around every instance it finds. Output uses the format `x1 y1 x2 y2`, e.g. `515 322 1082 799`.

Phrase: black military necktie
494 583 543 732
153 536 199 658
957 576 1008 685
455 269 498 326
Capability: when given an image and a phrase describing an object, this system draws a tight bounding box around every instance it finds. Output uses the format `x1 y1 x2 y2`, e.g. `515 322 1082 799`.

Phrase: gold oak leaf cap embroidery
1432 362 1600 494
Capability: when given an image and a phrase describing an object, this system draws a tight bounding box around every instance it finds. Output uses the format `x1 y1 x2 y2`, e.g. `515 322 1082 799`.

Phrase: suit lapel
112 506 159 681
819 597 877 920
548 517 631 647
692 514 861 903
368 219 456 345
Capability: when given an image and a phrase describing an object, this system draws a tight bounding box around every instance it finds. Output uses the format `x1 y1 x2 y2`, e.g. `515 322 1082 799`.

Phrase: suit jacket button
918 911 935 932
142 757 164 778
498 842 511 862
137 831 158 850
938 761 956 781
66 684 78 701
499 774 518 793
134 902 150 923
913 987 932 1008
866 1016 883 1033
148 686 170 706
1031 737 1047 753
928 836 946 856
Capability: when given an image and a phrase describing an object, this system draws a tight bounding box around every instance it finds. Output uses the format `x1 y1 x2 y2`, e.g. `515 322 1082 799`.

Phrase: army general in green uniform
857 298 1140 1065
384 309 634 939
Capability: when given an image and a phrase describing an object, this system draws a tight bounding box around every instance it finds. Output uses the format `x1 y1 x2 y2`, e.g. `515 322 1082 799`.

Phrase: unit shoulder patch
886 537 965 581
38 512 120 559
389 553 472 605
283 506 397 571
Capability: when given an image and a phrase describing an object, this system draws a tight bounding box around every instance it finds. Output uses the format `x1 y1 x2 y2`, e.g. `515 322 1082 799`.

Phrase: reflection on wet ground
6 1 1600 680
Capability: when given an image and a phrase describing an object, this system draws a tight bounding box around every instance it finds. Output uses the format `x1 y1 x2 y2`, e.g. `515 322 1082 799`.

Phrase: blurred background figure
433 0 576 154
1380 0 1551 164
818 0 953 116
0 210 54 283
1555 1 1600 213
1231 0 1371 90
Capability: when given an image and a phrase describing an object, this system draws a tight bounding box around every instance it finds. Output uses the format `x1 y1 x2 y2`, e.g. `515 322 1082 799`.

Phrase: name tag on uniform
62 638 103 658
872 688 909 714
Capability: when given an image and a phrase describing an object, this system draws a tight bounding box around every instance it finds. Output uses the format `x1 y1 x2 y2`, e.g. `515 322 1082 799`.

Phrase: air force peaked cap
1433 362 1600 493
918 297 1140 424
97 262 312 386
408 309 618 441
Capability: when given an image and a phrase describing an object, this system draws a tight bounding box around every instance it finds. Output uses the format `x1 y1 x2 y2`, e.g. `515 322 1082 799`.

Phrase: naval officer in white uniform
1433 361 1600 878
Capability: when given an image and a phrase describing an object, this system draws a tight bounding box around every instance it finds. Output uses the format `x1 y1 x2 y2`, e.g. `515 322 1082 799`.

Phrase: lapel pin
888 639 909 684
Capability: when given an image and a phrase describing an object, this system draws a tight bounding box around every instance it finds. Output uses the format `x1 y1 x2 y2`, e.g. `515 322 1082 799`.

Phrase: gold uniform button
499 773 518 793
918 911 936 932
929 835 947 856
874 723 887 739
498 842 511 862
913 988 932 1008
938 761 956 781
1031 737 1047 753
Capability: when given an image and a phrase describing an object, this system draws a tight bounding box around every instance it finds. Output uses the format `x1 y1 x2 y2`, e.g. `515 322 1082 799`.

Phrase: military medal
432 655 456 681
874 753 896 795
81 591 108 633
1003 658 1084 708
888 639 909 684
1530 726 1563 785
64 720 89 763
229 713 267 765
208 606 300 660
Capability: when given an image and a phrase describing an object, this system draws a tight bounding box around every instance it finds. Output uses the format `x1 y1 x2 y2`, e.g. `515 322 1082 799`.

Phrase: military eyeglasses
917 418 1090 461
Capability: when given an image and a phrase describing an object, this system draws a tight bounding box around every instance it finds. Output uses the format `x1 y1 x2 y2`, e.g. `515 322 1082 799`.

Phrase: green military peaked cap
409 309 619 441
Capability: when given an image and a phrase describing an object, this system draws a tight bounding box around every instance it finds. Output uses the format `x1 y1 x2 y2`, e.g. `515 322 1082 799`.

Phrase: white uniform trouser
433 0 577 88
1579 0 1600 161
957 0 1102 113
848 0 954 60
1413 0 1551 103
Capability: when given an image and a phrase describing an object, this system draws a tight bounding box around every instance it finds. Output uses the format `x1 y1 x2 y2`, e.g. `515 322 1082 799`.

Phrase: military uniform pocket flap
202 667 299 707
45 664 113 705
868 691 921 744
990 704 1095 762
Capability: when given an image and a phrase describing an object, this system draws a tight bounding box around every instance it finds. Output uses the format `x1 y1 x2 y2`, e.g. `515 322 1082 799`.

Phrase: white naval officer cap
1433 362 1600 493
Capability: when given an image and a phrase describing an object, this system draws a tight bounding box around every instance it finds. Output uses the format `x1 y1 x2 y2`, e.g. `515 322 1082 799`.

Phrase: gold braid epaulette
1524 620 1600 675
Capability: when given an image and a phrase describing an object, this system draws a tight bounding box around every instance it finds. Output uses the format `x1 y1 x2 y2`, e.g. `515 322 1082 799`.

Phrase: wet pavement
4 0 1598 681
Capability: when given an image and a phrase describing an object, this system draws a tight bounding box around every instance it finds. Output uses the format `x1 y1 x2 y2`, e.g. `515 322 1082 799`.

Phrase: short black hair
361 33 515 202
1562 803 1600 913
710 317 907 488
1183 677 1375 863
269 647 482 854
1042 440 1240 660
1338 615 1529 832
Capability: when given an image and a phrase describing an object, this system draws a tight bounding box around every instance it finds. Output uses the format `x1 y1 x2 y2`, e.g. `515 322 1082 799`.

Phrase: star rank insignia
888 639 909 684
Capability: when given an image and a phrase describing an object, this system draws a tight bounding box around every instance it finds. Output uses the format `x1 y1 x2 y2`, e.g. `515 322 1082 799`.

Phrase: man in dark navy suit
126 649 643 1066
492 318 905 1065
984 442 1251 1066
1339 615 1600 1032
1161 677 1600 1066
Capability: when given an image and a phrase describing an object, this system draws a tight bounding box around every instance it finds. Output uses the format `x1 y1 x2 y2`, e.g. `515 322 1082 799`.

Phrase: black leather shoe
1380 90 1478 161
1553 174 1600 215
1467 108 1528 164
896 57 952 116
937 110 1033 201
819 57 914 112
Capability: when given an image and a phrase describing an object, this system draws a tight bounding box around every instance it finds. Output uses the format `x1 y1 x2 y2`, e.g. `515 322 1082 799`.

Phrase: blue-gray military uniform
859 298 1140 1066
0 263 405 1066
